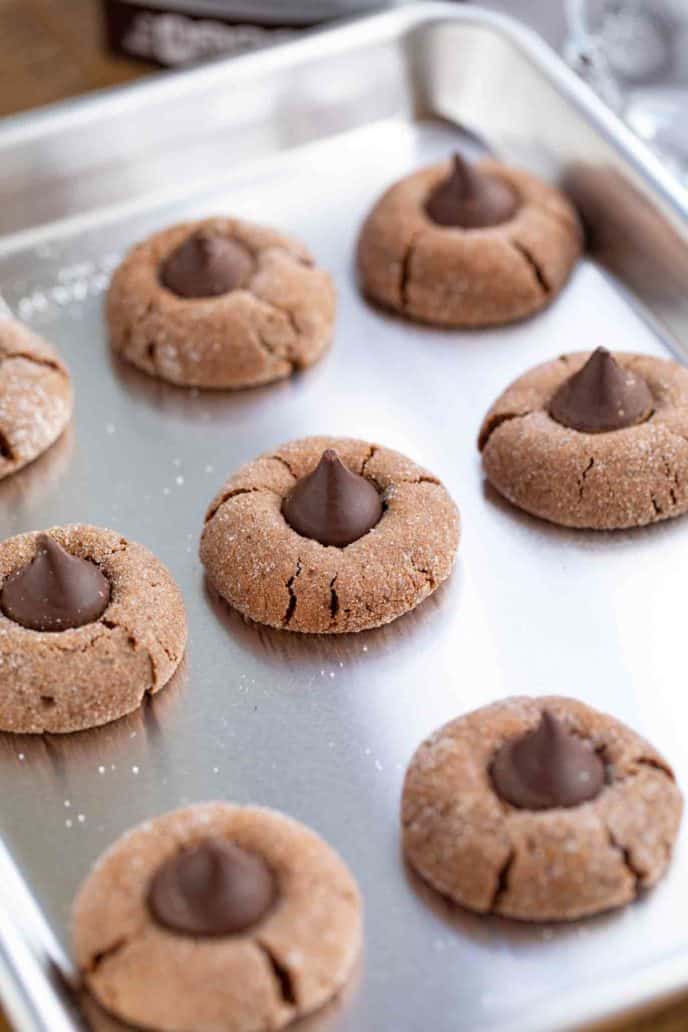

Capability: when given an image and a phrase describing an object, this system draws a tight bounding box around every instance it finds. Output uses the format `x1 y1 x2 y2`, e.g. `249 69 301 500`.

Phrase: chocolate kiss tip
425 152 518 229
449 152 473 188
160 230 253 299
0 533 110 633
282 448 383 548
147 839 276 937
549 347 653 434
490 709 605 811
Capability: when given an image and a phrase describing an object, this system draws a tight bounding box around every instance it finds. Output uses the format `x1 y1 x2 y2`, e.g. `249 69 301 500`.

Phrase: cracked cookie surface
200 436 460 634
402 696 682 922
0 316 73 479
0 525 187 733
107 217 336 389
479 351 688 529
356 159 582 327
72 802 362 1032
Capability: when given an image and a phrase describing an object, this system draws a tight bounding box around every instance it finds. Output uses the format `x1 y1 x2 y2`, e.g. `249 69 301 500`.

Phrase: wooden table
0 1 684 1029
0 0 148 119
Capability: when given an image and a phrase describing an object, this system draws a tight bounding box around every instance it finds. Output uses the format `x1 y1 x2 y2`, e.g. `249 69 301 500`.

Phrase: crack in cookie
399 231 425 311
489 850 516 912
271 453 298 480
478 410 533 452
0 349 65 375
329 575 340 622
0 429 13 461
87 935 132 976
606 828 643 897
577 457 595 501
256 940 298 1007
283 560 303 628
510 239 550 294
360 444 378 478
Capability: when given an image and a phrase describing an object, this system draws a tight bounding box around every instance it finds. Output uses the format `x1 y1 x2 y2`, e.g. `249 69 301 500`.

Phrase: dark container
102 0 399 66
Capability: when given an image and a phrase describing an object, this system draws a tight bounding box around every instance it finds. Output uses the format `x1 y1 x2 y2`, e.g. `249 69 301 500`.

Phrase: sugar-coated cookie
402 696 682 922
0 316 72 479
357 154 582 327
479 349 688 529
72 802 362 1032
200 436 460 634
107 217 335 389
0 525 187 733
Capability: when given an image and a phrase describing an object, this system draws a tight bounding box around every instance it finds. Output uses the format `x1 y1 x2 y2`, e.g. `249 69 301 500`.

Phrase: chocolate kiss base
282 449 383 547
425 152 518 229
549 347 653 434
160 230 254 298
490 710 605 810
148 838 276 936
0 534 110 632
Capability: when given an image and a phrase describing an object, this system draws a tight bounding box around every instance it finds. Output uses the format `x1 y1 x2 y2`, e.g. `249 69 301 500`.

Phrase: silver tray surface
1 5 688 1031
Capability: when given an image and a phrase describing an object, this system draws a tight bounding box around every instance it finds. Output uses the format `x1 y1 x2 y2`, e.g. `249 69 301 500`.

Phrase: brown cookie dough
0 525 187 733
402 696 682 922
479 351 688 529
107 217 336 389
200 436 460 634
0 316 72 479
356 157 582 327
72 802 362 1032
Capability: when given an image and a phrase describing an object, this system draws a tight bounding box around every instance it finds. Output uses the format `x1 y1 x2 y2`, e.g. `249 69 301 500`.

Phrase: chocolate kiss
282 449 383 547
425 153 518 229
160 230 254 298
148 839 276 937
0 534 110 632
549 348 653 433
490 711 605 810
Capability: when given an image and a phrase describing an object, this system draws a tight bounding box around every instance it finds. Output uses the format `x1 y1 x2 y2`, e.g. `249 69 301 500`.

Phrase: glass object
565 0 688 178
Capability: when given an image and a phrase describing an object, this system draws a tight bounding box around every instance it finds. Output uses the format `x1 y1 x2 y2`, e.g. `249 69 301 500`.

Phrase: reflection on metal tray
1 4 688 1031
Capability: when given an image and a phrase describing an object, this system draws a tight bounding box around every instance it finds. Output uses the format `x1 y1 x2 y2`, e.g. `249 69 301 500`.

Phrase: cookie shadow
0 422 75 513
203 567 463 673
481 478 688 553
0 656 188 780
108 350 315 424
402 848 636 951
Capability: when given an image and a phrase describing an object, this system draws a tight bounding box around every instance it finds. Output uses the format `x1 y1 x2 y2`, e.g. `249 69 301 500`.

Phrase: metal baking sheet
1 5 688 1031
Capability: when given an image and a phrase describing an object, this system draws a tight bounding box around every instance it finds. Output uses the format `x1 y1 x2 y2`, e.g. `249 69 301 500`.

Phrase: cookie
402 696 682 922
357 154 582 327
72 802 362 1032
107 217 336 389
479 348 688 529
0 316 72 479
200 436 460 634
0 525 187 733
